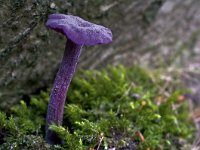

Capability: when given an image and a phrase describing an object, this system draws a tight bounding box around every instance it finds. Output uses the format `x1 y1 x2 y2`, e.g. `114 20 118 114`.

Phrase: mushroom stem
45 39 82 144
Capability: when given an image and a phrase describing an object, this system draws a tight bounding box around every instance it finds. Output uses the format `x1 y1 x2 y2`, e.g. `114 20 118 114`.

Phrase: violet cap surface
46 14 112 46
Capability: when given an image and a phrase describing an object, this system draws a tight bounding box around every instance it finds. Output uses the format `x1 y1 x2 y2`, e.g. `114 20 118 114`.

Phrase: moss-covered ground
0 66 195 150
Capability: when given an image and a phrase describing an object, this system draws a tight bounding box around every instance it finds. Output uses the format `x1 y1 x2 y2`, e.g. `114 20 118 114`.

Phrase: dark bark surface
1 0 200 108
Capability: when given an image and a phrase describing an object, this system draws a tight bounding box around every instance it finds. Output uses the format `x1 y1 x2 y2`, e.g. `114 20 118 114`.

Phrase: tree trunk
1 0 200 107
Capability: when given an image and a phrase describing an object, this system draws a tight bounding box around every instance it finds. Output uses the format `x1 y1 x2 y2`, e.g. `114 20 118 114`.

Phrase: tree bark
1 0 200 107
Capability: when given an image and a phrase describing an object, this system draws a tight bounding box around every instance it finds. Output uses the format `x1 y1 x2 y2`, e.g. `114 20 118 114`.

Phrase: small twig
96 136 104 150
136 131 145 142
93 133 104 150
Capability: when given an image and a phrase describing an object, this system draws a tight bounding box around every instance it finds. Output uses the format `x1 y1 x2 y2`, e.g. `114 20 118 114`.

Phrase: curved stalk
45 39 82 144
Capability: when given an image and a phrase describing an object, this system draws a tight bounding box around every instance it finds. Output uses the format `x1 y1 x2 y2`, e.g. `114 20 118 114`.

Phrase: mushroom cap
46 14 112 46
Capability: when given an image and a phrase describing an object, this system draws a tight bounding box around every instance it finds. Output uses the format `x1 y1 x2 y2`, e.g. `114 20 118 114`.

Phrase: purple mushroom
45 14 112 144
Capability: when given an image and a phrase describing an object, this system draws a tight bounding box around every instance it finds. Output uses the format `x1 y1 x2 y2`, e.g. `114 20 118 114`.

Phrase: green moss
0 65 194 149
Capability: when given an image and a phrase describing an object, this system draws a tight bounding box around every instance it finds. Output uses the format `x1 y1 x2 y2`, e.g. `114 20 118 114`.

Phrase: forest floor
0 65 197 150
